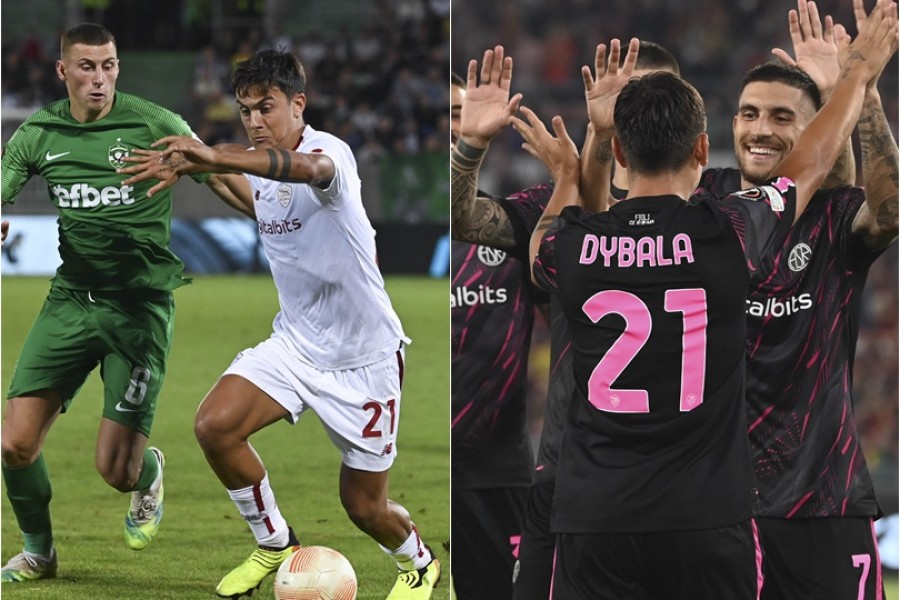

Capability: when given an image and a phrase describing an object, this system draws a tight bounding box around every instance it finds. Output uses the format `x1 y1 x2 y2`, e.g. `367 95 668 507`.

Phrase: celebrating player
121 48 440 599
450 70 550 599
697 1 899 597
522 11 895 595
0 22 251 584
451 41 682 600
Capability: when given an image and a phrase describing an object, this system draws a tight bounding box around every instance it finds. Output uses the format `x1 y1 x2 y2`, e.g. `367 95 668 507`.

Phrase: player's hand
118 148 190 198
510 107 579 183
845 0 899 88
772 0 841 101
1 220 8 244
152 135 218 166
458 46 523 148
583 38 640 137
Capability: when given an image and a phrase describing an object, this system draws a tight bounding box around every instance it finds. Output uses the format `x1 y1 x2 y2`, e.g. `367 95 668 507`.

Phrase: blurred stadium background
452 0 899 578
2 0 450 274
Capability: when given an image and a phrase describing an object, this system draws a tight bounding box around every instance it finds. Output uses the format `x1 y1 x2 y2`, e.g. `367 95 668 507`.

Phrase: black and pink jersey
534 182 796 533
497 183 571 484
451 185 552 490
700 168 883 519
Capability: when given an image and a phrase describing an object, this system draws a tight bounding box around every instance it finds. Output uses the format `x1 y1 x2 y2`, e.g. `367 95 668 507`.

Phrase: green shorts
7 286 175 437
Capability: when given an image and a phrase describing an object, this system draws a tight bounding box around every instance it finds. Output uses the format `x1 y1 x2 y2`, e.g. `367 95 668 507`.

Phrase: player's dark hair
451 71 465 88
741 62 822 110
635 41 680 75
61 23 116 56
614 72 706 174
232 49 306 99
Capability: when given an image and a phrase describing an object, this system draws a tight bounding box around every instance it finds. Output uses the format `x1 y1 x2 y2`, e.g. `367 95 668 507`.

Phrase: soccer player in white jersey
121 49 440 600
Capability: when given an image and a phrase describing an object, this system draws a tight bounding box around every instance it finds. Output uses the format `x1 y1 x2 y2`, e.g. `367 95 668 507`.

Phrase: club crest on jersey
477 246 506 266
277 183 292 207
108 138 130 169
788 242 812 272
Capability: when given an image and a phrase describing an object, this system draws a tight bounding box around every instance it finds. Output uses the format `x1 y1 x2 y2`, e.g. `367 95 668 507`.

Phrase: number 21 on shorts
362 398 397 438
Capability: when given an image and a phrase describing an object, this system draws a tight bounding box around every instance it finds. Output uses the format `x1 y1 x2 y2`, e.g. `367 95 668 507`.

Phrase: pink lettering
580 234 599 264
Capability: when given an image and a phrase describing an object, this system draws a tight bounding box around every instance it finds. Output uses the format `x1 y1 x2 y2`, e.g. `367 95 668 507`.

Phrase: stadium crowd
2 0 450 161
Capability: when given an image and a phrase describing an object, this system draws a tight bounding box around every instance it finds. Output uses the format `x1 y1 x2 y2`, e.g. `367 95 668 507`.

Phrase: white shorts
224 335 404 472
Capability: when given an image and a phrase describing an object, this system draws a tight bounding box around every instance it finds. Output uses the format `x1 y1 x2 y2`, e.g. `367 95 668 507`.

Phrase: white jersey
247 125 409 370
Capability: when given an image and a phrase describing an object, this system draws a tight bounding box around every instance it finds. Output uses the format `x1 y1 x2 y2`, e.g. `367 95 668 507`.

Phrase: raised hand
583 38 640 137
510 107 579 182
772 0 841 100
845 0 899 87
459 46 523 148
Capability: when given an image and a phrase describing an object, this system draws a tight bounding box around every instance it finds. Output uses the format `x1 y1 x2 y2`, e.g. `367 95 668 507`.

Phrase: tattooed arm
450 139 519 247
579 124 614 213
147 135 336 188
451 45 524 248
852 85 899 249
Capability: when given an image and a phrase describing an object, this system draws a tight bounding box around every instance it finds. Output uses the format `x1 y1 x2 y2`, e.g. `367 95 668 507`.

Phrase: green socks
133 447 160 491
3 453 53 555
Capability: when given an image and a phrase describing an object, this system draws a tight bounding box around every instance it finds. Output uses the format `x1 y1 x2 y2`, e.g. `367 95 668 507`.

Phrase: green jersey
1 92 208 291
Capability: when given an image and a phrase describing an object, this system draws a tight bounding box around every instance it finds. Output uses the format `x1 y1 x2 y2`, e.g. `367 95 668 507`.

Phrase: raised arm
509 109 580 282
773 0 857 186
850 0 899 248
579 42 631 214
773 0 898 221
451 46 523 248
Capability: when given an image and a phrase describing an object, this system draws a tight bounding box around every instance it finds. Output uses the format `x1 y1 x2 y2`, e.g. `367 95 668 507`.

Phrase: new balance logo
45 150 71 161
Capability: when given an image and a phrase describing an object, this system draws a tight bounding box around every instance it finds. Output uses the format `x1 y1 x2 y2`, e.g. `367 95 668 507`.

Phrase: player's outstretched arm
451 46 523 249
579 39 639 213
772 0 857 186
151 136 336 188
773 0 897 222
509 108 579 282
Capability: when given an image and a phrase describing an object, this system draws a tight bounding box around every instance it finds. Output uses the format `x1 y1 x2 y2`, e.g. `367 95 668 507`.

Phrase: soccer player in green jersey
0 23 252 583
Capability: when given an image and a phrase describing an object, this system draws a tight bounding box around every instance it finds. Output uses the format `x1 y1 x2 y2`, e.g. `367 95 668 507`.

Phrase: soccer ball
273 546 358 600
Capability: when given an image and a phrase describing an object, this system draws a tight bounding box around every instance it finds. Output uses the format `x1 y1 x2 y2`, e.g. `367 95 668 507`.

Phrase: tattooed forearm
822 140 855 188
855 97 899 247
451 140 517 247
594 139 613 164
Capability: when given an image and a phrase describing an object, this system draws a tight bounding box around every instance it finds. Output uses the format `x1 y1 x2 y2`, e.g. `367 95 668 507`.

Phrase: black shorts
758 517 884 600
452 486 527 600
512 477 556 600
553 520 762 600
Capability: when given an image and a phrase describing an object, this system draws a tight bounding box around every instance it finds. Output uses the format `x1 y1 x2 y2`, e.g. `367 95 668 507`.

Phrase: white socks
227 473 289 549
380 524 432 571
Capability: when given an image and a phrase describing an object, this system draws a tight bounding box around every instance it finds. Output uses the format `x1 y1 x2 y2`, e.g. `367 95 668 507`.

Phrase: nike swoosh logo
115 402 140 413
45 151 71 161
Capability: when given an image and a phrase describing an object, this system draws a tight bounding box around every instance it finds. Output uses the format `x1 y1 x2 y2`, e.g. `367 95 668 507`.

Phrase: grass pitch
0 275 450 600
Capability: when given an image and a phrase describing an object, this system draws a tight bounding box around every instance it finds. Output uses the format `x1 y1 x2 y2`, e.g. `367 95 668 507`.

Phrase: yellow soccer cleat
124 447 165 550
215 530 300 599
386 553 441 600
0 549 58 583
